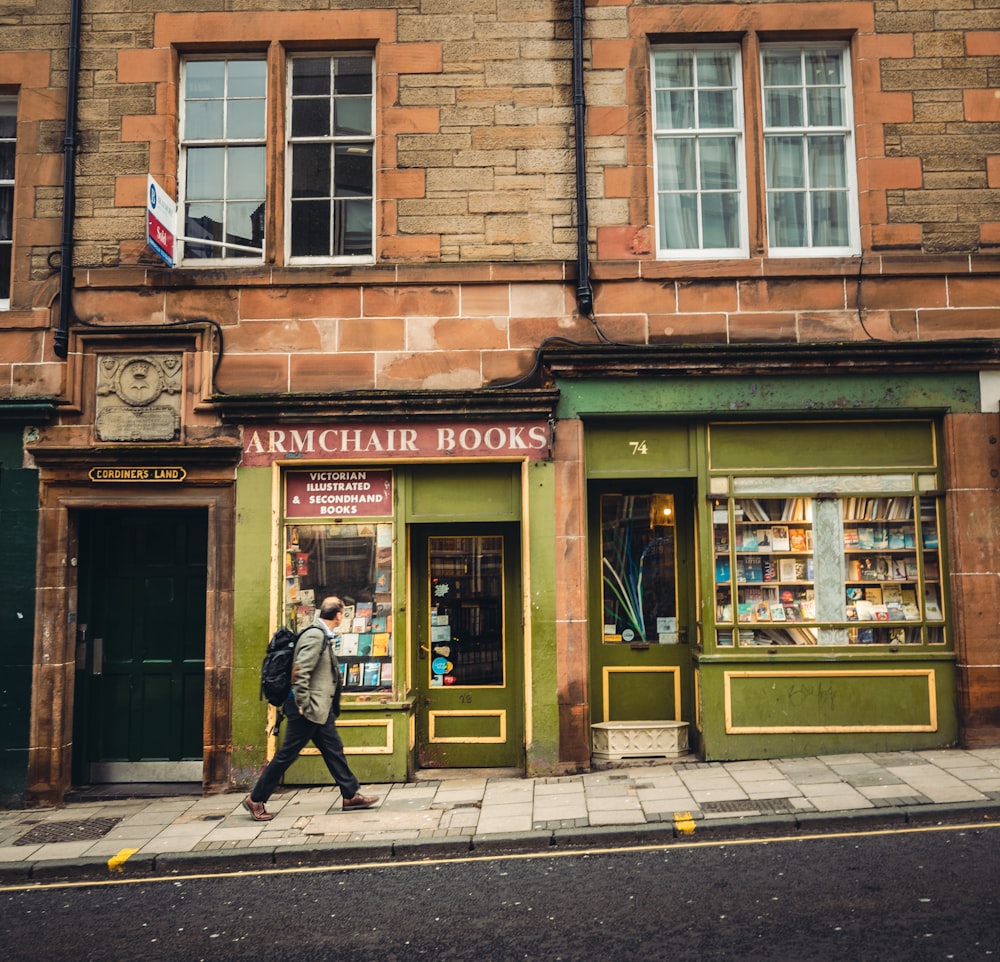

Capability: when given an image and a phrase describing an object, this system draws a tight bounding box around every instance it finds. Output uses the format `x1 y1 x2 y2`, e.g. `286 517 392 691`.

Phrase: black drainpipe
53 0 83 359
571 0 594 317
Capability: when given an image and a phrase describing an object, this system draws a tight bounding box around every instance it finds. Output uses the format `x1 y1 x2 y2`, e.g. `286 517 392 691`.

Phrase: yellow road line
3 818 998 894
106 848 139 873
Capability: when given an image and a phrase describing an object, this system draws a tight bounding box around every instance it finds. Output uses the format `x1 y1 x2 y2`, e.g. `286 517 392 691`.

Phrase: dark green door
413 523 524 768
73 509 207 784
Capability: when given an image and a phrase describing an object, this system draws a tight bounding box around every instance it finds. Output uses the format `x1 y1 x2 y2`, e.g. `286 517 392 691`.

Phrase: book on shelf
738 602 755 623
778 558 798 582
715 556 731 581
756 528 773 552
855 599 875 621
788 527 808 551
769 601 787 621
771 526 790 551
744 556 764 582
762 558 777 582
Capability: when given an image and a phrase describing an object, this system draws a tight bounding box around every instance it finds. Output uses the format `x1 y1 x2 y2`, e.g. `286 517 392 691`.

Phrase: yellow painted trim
694 667 702 732
428 709 507 744
602 666 682 723
723 668 938 734
300 718 394 755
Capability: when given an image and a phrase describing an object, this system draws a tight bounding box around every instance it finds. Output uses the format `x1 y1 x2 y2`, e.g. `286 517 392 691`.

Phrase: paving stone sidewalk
3 747 1000 881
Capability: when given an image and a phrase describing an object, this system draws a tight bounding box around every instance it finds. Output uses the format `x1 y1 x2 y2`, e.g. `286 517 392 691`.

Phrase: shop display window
283 521 394 693
713 484 946 649
601 493 679 644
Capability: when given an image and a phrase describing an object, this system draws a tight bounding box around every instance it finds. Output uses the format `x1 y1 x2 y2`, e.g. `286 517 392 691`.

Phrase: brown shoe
243 795 274 821
342 792 379 811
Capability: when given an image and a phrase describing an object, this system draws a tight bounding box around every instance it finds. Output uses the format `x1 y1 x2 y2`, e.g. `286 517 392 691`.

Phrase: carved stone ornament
95 353 182 442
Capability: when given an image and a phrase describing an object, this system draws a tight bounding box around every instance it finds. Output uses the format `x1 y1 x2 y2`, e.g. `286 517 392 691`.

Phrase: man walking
243 596 379 820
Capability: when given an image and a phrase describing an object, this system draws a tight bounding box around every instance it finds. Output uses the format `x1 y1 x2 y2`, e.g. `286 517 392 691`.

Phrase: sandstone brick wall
0 0 999 398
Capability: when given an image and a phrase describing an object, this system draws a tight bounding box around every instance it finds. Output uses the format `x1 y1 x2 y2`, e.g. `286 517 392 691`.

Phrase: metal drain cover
699 798 795 815
15 816 123 846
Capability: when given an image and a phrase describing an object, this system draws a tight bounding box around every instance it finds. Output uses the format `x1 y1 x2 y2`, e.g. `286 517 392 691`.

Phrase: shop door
413 524 524 768
589 485 695 731
73 509 207 784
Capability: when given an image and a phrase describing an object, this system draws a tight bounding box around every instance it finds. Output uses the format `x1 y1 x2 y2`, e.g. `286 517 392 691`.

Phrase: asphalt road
4 818 999 961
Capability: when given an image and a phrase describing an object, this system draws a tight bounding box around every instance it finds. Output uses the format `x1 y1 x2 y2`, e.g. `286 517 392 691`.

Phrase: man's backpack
260 625 301 708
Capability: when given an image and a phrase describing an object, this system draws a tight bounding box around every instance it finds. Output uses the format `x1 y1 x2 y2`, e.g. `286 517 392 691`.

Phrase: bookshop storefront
230 416 560 786
552 342 1000 763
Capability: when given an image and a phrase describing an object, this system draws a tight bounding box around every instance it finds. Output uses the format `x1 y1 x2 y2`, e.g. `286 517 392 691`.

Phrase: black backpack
260 625 301 708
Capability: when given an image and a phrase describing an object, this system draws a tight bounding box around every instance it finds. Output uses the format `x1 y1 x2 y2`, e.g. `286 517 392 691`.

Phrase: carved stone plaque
95 354 182 442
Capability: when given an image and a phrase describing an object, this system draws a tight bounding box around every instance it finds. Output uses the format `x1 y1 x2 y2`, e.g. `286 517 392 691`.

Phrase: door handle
419 644 429 660
92 637 103 675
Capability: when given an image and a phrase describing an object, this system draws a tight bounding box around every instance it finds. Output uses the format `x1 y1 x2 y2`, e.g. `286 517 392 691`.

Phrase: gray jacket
290 620 342 724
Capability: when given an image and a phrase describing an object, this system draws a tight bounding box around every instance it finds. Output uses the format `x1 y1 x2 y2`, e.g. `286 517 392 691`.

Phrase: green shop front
551 342 996 763
230 411 561 786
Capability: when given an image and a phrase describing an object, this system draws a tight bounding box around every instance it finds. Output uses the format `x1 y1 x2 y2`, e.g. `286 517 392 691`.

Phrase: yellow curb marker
673 811 697 835
107 848 139 873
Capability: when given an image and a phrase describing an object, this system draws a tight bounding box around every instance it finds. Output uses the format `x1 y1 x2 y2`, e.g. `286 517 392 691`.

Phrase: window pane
765 88 803 128
657 138 696 191
335 96 372 137
292 143 332 199
185 61 225 100
658 192 699 249
811 191 849 247
767 191 806 248
765 136 805 189
228 60 266 98
0 101 16 140
227 98 266 140
293 58 331 97
806 48 843 86
185 100 223 140
696 50 734 88
0 143 13 181
700 137 738 190
292 98 331 138
808 135 847 187
0 185 11 238
656 90 694 129
0 241 10 300
184 202 224 258
291 199 331 256
762 50 802 86
334 57 373 96
807 87 843 126
226 200 264 254
655 50 692 89
698 89 734 128
340 198 373 256
186 147 225 200
227 146 265 200
702 191 739 249
334 144 373 197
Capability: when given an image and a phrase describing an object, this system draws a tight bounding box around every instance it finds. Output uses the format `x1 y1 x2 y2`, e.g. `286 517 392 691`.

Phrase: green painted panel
231 467 279 785
433 713 503 739
586 421 694 477
697 659 958 760
709 420 937 472
727 670 935 730
558 374 981 419
405 464 519 521
608 672 678 721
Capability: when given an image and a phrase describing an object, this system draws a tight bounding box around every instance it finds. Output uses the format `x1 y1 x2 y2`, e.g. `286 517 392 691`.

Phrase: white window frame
651 40 861 261
178 57 268 266
651 44 748 260
760 42 860 258
0 96 15 310
285 52 376 266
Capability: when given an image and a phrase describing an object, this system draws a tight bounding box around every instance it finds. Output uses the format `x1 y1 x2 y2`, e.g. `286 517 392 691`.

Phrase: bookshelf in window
841 495 944 646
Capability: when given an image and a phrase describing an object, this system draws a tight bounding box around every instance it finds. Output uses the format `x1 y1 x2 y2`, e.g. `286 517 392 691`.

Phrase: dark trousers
251 706 360 803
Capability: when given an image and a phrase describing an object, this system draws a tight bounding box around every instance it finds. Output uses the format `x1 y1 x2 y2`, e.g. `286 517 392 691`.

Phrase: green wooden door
74 509 207 783
413 523 524 768
589 484 696 727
